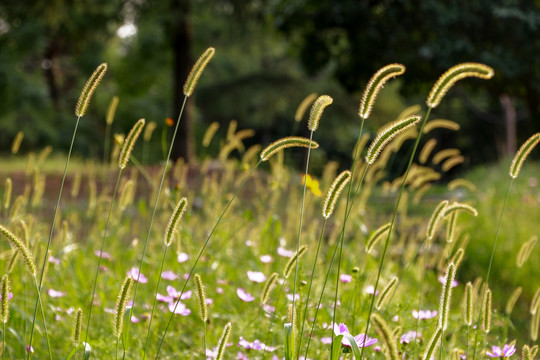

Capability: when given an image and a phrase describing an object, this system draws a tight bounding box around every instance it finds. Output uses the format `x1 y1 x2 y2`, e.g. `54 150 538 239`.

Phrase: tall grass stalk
85 118 144 350
303 126 366 358
471 179 513 360
297 218 326 356
359 106 432 358
142 198 187 357
28 63 107 360
290 129 315 356
122 96 188 358
154 159 262 359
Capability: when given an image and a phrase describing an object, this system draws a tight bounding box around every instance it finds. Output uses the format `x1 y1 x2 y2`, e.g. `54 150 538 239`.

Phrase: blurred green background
1 0 540 171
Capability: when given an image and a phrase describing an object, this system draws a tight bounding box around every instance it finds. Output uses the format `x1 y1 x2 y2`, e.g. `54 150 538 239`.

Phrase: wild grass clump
0 47 538 360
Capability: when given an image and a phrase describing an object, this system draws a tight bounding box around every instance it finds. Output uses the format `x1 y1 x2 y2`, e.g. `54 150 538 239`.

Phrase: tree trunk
43 40 61 112
169 0 194 162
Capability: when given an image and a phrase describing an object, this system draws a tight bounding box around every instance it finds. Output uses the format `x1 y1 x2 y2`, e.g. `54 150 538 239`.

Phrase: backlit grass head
308 95 333 131
366 115 422 164
0 224 36 277
260 136 319 161
295 93 318 122
359 63 406 120
509 133 540 178
114 275 134 339
183 47 215 97
322 170 351 219
427 62 494 108
164 197 188 247
0 274 10 324
119 118 145 170
75 63 108 117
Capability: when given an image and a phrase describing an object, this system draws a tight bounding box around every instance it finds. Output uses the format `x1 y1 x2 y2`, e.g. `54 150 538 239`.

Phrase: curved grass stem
142 245 170 357
154 160 262 359
359 107 432 359
84 171 123 346
28 115 82 360
291 130 315 357
471 178 513 360
122 96 187 357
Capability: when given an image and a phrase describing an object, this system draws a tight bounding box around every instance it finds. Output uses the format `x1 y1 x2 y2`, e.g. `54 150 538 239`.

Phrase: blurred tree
271 0 540 159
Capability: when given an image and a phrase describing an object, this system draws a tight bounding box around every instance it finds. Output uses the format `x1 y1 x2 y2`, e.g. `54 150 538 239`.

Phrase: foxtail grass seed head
75 63 108 117
464 282 473 325
422 328 443 360
439 263 457 331
106 96 119 125
427 200 449 241
3 178 11 210
143 121 157 142
449 248 465 269
216 322 232 360
444 202 478 217
164 197 188 247
194 274 208 323
419 139 438 164
114 275 134 339
371 313 400 360
183 47 215 97
505 286 522 315
322 170 351 219
0 225 36 277
0 274 10 324
260 136 319 162
532 310 540 341
366 223 392 254
376 277 398 310
73 308 83 346
308 95 333 131
530 287 540 315
11 131 24 155
442 155 465 172
118 118 145 169
261 272 278 305
202 122 220 147
510 133 540 179
432 148 460 165
423 119 461 133
283 246 307 279
365 115 422 164
482 288 492 333
426 63 494 108
522 345 532 360
295 93 318 122
359 64 406 119
517 236 537 268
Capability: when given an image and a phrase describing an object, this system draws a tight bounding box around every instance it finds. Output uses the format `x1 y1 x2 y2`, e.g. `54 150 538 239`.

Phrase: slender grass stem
29 278 53 360
471 179 513 360
154 160 262 359
28 115 82 360
303 125 366 358
297 219 326 356
130 155 155 187
412 241 429 360
359 107 432 360
84 171 123 346
123 96 187 357
328 122 365 352
3 321 5 360
291 130 315 355
142 245 169 356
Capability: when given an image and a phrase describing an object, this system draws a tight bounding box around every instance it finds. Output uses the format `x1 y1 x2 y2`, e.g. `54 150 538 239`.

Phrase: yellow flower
301 174 322 197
